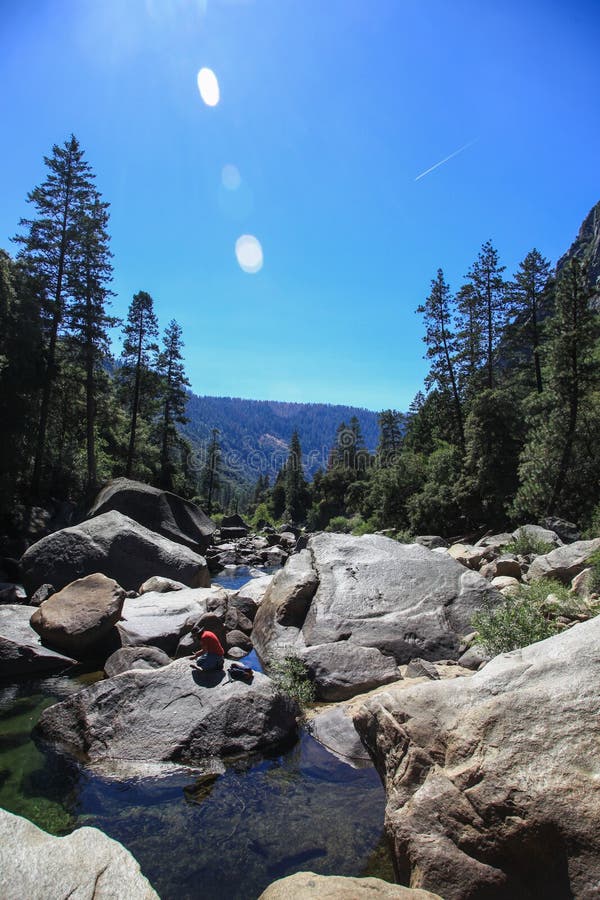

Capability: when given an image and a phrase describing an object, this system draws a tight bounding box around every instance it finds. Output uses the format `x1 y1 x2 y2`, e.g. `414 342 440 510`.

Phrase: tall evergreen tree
120 291 159 478
13 135 98 496
417 269 465 452
285 430 308 522
547 259 598 514
201 427 220 515
454 282 483 393
509 249 552 394
463 240 507 390
68 197 116 495
376 409 404 466
156 320 190 490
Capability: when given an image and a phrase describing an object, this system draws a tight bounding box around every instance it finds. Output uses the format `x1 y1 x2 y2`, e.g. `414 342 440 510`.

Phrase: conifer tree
156 319 190 490
417 269 465 452
14 135 98 496
509 249 552 394
463 241 507 390
120 291 159 478
68 197 116 494
285 430 308 522
201 427 220 514
376 410 403 466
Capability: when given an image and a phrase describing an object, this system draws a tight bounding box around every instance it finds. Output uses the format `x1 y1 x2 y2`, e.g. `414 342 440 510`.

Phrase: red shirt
199 630 224 656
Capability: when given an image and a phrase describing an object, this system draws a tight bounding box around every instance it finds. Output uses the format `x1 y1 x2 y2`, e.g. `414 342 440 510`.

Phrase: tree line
248 233 600 536
0 136 196 531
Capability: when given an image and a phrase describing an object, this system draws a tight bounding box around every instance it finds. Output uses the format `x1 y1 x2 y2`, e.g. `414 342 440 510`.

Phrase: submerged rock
35 658 299 773
354 616 600 899
0 807 158 899
21 510 211 594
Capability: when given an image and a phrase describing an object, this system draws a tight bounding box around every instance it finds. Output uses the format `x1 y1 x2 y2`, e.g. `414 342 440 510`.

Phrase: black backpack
228 662 254 683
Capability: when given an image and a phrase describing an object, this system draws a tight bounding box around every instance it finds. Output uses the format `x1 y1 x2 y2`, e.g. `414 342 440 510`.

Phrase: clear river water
0 568 393 899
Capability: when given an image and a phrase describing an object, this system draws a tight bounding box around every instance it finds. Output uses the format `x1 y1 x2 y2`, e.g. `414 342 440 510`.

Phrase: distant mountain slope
183 394 381 483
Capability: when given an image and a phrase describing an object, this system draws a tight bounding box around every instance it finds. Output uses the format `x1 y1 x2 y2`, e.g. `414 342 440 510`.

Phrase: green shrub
588 549 600 593
503 528 554 557
325 515 354 534
269 653 315 710
250 502 273 530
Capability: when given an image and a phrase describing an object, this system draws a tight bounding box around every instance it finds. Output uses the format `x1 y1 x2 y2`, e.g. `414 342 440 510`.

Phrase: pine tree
417 269 465 452
547 259 598 514
454 282 483 394
509 249 552 394
285 430 308 522
68 197 116 495
462 241 507 390
201 428 220 514
376 410 403 466
156 320 190 490
13 135 98 496
120 291 159 478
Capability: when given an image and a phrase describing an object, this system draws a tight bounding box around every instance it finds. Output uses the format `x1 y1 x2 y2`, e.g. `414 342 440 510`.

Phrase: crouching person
190 626 225 670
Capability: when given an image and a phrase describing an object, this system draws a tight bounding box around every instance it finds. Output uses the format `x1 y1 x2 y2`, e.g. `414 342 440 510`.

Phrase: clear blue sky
2 0 599 411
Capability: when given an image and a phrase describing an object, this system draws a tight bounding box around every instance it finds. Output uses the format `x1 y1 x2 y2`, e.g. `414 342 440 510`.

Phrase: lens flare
235 234 263 274
197 68 220 107
221 164 241 190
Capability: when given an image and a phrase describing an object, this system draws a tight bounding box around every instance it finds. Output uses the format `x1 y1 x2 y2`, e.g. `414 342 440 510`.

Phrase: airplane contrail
414 139 478 182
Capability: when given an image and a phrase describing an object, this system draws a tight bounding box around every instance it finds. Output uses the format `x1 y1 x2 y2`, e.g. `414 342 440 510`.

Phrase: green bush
325 515 354 534
269 653 315 710
472 577 589 655
588 549 600 593
503 528 554 557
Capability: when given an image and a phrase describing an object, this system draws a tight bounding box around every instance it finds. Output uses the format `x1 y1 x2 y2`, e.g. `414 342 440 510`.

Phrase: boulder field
252 534 503 700
354 615 600 900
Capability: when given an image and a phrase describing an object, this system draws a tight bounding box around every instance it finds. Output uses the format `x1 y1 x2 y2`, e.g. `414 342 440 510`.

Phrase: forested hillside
183 395 379 482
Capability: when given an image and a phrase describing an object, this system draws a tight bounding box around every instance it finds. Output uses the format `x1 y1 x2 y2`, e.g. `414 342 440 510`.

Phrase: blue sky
2 0 599 411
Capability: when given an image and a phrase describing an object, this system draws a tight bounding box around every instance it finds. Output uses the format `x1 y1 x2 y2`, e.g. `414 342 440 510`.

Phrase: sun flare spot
222 164 241 190
197 68 220 107
235 234 263 274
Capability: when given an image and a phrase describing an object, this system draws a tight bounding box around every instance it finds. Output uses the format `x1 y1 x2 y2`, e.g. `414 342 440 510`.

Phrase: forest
1 135 599 542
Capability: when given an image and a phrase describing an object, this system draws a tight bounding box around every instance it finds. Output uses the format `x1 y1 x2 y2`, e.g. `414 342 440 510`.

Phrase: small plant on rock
503 528 554 557
269 652 315 710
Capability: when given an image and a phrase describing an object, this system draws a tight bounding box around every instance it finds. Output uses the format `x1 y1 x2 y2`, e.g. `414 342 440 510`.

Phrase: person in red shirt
190 626 225 671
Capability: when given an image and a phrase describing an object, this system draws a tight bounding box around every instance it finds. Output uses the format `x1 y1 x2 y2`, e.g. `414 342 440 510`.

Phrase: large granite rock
354 616 600 899
0 807 158 899
0 604 77 676
116 586 226 655
258 872 441 899
308 705 373 767
21 510 211 594
302 642 398 701
30 573 125 659
36 658 299 773
87 477 216 552
254 535 502 666
527 538 600 584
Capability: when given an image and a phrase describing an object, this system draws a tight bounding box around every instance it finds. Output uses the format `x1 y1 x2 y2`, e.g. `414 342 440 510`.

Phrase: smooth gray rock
258 872 441 899
414 535 448 550
252 551 318 661
139 576 187 594
302 642 398 701
405 657 440 680
87 477 216 552
36 658 299 773
21 510 211 594
540 516 581 544
29 583 55 606
512 523 562 548
0 807 158 899
30 573 125 659
104 646 171 677
354 616 600 900
117 587 226 655
225 628 252 652
301 534 501 662
230 574 273 619
308 705 372 766
0 605 77 676
457 643 491 670
527 538 600 584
